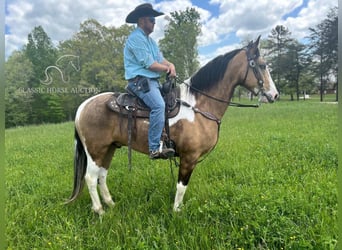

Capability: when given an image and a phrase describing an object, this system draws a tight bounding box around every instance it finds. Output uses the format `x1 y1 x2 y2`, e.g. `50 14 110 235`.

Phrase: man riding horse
124 3 176 160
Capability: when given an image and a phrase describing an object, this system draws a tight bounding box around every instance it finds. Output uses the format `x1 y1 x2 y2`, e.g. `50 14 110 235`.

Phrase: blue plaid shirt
124 27 164 80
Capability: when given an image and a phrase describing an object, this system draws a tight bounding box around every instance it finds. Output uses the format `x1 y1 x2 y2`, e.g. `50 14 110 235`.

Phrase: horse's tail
65 128 87 204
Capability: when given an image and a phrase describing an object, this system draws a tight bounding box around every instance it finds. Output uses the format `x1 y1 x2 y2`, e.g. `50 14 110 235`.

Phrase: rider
124 3 176 159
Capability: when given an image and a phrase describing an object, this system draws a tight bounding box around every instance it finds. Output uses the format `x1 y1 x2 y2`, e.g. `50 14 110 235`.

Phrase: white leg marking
98 167 115 208
84 148 104 215
173 182 187 212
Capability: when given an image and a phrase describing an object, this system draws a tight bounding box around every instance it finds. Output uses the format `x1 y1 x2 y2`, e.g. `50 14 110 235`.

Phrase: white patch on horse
169 80 196 126
173 182 187 212
266 69 278 99
83 145 105 215
98 167 115 208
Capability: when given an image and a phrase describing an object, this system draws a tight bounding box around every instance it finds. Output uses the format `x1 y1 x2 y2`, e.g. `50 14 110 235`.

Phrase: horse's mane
190 48 243 92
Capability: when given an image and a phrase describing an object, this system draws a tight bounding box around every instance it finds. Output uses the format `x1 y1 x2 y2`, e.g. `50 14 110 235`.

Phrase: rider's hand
166 63 176 78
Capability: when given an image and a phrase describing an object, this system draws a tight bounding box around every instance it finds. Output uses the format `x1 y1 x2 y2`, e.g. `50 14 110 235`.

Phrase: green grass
5 101 337 249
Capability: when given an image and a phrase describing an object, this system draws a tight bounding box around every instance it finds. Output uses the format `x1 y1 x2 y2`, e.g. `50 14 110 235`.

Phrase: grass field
5 100 337 249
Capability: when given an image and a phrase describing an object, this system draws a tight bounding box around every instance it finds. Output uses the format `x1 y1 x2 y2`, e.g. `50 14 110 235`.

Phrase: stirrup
150 148 175 160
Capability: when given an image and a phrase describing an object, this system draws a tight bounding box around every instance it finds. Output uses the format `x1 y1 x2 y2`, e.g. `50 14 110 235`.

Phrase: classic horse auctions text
18 87 100 95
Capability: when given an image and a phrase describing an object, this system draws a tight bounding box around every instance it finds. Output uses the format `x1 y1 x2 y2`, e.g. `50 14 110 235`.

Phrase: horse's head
240 36 279 103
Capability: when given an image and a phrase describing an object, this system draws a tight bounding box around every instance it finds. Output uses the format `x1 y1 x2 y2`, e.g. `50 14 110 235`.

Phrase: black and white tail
65 128 87 203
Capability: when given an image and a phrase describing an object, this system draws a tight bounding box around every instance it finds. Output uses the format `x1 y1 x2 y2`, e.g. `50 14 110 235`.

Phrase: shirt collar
137 26 149 37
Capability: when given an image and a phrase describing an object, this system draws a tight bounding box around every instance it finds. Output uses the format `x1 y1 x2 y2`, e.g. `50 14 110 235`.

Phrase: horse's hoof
106 200 115 208
93 206 105 215
97 209 105 216
173 206 181 212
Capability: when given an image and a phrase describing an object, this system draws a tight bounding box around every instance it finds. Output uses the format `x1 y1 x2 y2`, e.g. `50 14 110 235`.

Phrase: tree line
264 6 337 102
5 7 337 128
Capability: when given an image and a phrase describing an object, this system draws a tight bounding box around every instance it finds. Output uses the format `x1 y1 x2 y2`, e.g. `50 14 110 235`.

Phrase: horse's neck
196 80 236 119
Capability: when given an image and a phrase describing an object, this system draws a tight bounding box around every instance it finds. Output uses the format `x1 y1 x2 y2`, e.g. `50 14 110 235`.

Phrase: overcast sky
5 0 337 64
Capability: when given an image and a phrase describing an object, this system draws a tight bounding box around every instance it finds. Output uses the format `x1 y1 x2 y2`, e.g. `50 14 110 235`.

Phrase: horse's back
75 92 120 139
76 92 114 123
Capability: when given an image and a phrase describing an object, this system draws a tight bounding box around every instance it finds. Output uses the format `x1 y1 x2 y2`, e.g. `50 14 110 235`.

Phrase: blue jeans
127 78 165 152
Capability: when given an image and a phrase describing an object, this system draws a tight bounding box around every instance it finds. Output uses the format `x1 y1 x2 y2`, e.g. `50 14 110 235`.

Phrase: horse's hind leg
85 145 116 215
84 154 105 215
98 168 115 208
98 145 116 208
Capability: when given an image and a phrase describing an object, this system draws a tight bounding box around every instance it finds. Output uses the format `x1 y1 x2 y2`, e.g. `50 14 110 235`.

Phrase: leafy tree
159 8 201 81
307 6 338 101
23 26 66 123
266 25 293 95
5 51 34 127
25 26 57 84
59 19 133 92
281 40 307 100
56 20 133 120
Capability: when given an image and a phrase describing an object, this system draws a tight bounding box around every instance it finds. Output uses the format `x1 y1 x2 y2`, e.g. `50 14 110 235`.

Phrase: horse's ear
247 35 261 49
254 35 261 48
246 35 261 59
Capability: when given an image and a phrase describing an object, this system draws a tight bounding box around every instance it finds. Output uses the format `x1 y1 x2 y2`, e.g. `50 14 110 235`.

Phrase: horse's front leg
173 160 196 212
174 182 188 212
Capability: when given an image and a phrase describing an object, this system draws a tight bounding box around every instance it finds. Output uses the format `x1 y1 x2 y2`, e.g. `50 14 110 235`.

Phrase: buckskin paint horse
66 36 279 215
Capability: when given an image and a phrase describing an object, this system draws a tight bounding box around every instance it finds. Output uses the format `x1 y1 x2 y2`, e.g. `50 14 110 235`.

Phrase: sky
5 0 338 64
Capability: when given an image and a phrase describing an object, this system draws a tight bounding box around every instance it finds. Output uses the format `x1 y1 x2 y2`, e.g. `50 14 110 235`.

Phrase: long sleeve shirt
124 27 164 80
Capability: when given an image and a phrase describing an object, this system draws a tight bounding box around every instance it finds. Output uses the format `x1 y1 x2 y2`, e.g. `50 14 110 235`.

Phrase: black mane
190 49 243 92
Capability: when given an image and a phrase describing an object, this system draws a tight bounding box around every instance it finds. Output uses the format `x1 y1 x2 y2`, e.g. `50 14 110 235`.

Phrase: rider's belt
128 75 159 83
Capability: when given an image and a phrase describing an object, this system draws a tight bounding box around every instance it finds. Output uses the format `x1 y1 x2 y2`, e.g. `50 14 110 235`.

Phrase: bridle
242 47 274 103
182 47 271 107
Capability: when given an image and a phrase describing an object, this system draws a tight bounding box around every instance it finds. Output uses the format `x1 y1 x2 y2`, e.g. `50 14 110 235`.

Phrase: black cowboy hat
126 3 164 23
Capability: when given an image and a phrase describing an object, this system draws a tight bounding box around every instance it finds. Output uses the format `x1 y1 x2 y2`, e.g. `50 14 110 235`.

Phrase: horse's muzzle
260 92 279 103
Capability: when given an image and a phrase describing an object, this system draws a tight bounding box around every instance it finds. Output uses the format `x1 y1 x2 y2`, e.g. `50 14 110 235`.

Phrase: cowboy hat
126 3 164 23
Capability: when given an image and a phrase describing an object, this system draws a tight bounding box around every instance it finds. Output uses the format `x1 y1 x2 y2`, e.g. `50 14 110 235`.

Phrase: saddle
106 80 180 168
106 84 180 119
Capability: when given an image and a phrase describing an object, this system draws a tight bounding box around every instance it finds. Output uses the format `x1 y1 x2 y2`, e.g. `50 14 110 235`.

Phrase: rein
181 46 267 109
182 81 260 108
177 98 222 125
175 98 221 164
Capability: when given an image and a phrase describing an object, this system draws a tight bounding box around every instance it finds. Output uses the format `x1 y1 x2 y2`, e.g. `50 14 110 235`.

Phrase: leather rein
176 47 270 128
183 47 268 109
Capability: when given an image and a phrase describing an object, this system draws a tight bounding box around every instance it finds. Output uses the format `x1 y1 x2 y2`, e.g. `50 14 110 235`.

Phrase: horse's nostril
274 94 279 100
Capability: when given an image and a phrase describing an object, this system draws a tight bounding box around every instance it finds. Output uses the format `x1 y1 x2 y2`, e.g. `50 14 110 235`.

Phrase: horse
66 36 279 215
